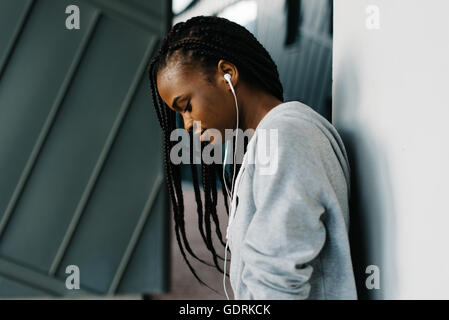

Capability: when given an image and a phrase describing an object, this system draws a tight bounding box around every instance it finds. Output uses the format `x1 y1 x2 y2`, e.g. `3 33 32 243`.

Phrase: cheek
203 101 230 129
197 89 233 129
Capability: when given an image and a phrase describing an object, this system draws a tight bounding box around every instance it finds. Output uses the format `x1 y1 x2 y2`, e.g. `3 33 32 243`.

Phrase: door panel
0 0 171 297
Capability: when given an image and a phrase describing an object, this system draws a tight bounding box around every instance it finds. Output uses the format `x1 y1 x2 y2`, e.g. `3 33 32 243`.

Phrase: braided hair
147 15 284 294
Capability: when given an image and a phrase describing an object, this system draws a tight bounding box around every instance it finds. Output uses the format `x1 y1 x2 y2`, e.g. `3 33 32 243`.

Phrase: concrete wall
333 0 449 299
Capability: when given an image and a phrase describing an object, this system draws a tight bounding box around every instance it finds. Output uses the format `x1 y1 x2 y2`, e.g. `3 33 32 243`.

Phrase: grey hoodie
227 100 358 300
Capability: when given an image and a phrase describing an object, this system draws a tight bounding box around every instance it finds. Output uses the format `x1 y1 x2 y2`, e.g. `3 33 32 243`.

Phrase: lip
191 127 204 135
199 129 208 142
200 129 220 144
191 127 206 138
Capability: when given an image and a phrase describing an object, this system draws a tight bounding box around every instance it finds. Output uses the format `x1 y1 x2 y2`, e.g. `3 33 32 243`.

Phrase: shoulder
254 101 331 153
243 101 342 178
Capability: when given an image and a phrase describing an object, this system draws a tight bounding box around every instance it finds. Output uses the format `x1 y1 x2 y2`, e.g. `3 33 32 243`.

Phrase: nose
184 118 203 137
184 118 194 133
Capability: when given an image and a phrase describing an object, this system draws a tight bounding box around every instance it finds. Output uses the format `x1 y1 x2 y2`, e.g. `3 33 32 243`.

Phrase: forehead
157 63 193 99
157 62 188 88
156 61 213 103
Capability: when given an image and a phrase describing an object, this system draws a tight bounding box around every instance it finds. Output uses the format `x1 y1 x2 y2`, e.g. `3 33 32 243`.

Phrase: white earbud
223 72 239 300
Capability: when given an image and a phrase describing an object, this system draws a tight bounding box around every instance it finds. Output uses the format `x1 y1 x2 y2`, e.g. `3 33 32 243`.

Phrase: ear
217 59 239 89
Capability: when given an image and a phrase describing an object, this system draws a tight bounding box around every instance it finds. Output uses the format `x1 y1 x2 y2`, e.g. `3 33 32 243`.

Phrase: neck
238 86 283 132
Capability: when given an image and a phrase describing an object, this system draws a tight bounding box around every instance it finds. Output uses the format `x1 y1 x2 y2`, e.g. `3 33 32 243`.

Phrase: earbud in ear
224 73 231 82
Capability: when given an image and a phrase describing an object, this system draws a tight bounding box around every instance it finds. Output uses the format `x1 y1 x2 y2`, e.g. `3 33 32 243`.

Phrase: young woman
148 15 357 300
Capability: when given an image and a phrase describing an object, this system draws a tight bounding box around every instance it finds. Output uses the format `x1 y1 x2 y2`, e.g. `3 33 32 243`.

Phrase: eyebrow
171 96 183 112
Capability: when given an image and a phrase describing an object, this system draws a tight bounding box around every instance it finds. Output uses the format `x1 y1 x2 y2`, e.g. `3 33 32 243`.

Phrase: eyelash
184 102 192 113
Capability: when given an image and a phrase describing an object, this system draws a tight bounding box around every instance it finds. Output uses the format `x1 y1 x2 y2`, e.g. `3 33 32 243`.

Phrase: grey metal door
0 0 171 297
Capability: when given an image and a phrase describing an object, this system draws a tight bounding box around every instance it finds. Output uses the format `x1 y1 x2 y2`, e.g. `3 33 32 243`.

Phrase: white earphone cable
223 73 239 300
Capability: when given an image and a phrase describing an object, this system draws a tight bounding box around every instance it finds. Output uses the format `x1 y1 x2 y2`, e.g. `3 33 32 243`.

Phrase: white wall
333 0 449 299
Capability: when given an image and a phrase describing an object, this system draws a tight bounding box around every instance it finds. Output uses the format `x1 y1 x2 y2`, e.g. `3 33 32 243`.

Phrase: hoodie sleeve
239 117 330 300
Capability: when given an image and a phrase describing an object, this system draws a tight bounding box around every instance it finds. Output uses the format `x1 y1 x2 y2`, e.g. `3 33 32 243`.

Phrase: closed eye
184 101 192 113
